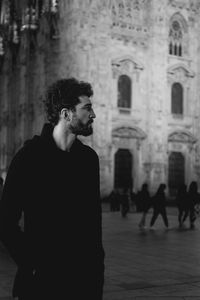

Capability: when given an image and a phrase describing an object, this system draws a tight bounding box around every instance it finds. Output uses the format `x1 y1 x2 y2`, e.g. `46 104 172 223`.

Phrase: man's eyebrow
82 103 92 108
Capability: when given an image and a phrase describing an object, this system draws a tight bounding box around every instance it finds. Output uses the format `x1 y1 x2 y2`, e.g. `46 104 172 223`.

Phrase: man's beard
70 119 93 136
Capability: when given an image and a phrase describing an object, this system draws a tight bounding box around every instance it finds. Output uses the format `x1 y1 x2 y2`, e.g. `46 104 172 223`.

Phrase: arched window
169 19 184 57
168 152 185 196
171 82 183 115
117 75 131 109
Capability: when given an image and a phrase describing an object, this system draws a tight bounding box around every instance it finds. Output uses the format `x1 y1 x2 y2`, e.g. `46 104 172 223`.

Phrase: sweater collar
40 123 83 152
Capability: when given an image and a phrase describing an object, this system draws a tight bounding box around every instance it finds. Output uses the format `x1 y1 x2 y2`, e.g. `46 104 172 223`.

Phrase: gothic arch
168 13 188 56
169 13 188 33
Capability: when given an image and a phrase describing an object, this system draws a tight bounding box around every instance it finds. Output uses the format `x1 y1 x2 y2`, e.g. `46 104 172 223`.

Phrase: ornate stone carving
168 0 200 13
110 0 150 45
112 56 144 78
112 126 147 140
168 130 197 144
167 63 195 78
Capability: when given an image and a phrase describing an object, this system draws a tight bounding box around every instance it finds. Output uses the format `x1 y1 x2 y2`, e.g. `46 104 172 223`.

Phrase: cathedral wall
1 0 200 198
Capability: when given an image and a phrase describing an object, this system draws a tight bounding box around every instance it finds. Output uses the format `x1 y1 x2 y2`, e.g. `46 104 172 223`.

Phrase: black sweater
0 123 104 299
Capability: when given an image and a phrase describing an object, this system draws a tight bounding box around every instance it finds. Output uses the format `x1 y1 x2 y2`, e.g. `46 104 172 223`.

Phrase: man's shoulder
13 135 42 161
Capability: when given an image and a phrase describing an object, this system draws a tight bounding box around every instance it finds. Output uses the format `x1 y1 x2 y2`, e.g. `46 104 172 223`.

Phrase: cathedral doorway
114 149 133 190
168 151 185 196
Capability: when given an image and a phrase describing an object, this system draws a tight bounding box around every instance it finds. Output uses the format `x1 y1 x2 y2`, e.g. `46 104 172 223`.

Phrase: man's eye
85 107 92 111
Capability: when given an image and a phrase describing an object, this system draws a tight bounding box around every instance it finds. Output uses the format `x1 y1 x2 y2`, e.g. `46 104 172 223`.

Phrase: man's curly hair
44 78 93 125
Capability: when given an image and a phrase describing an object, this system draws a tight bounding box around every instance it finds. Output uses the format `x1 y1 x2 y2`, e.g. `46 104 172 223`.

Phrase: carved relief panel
110 0 151 46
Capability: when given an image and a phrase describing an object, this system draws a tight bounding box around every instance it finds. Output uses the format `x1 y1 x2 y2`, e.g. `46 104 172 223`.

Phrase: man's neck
52 123 76 152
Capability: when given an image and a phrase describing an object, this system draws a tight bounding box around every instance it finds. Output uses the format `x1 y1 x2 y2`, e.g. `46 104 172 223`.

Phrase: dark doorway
168 151 185 196
114 149 133 190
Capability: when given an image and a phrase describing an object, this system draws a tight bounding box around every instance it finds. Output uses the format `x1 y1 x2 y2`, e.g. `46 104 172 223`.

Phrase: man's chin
81 128 93 136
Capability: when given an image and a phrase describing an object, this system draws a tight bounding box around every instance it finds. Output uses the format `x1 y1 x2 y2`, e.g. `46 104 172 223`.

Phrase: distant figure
184 181 200 229
120 188 130 217
138 183 151 229
109 188 120 211
130 190 137 212
175 183 188 228
150 183 169 229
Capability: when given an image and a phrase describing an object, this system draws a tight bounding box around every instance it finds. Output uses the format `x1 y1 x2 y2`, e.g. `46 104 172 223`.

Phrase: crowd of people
108 181 200 230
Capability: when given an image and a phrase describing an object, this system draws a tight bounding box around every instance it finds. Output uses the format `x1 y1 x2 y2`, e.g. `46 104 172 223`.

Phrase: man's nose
90 109 96 119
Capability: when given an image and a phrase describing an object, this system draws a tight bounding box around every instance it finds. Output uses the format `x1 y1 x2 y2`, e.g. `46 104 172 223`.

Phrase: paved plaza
103 206 200 300
0 206 200 299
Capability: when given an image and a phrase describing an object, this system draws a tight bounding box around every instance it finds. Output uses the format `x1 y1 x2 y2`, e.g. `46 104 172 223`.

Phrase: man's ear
60 108 71 121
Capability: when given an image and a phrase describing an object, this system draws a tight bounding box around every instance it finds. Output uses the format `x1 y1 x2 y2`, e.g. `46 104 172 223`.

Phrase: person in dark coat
120 188 130 217
0 78 105 300
138 183 151 229
109 188 120 211
150 183 169 229
183 181 200 229
175 183 188 228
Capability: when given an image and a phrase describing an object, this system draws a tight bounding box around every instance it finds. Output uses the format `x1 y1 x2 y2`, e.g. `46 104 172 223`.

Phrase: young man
0 78 105 299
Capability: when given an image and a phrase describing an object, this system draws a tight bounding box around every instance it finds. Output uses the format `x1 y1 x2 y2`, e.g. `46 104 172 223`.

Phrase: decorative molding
168 0 200 13
111 56 144 78
112 126 147 140
167 63 195 78
168 130 197 144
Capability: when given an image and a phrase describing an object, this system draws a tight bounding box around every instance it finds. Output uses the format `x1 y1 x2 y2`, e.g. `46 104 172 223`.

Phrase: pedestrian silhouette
138 183 151 229
175 183 188 228
150 183 169 229
120 188 130 217
109 188 120 211
184 181 200 229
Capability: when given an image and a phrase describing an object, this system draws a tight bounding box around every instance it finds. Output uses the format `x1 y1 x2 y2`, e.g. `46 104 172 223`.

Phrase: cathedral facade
0 0 200 198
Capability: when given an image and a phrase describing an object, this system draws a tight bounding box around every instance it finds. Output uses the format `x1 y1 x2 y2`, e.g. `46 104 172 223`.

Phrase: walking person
184 181 200 229
109 188 120 212
150 183 169 229
120 188 130 217
138 183 151 229
175 183 188 228
0 78 105 300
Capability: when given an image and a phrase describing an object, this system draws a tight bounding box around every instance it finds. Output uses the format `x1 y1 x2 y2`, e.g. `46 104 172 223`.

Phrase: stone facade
0 0 200 198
